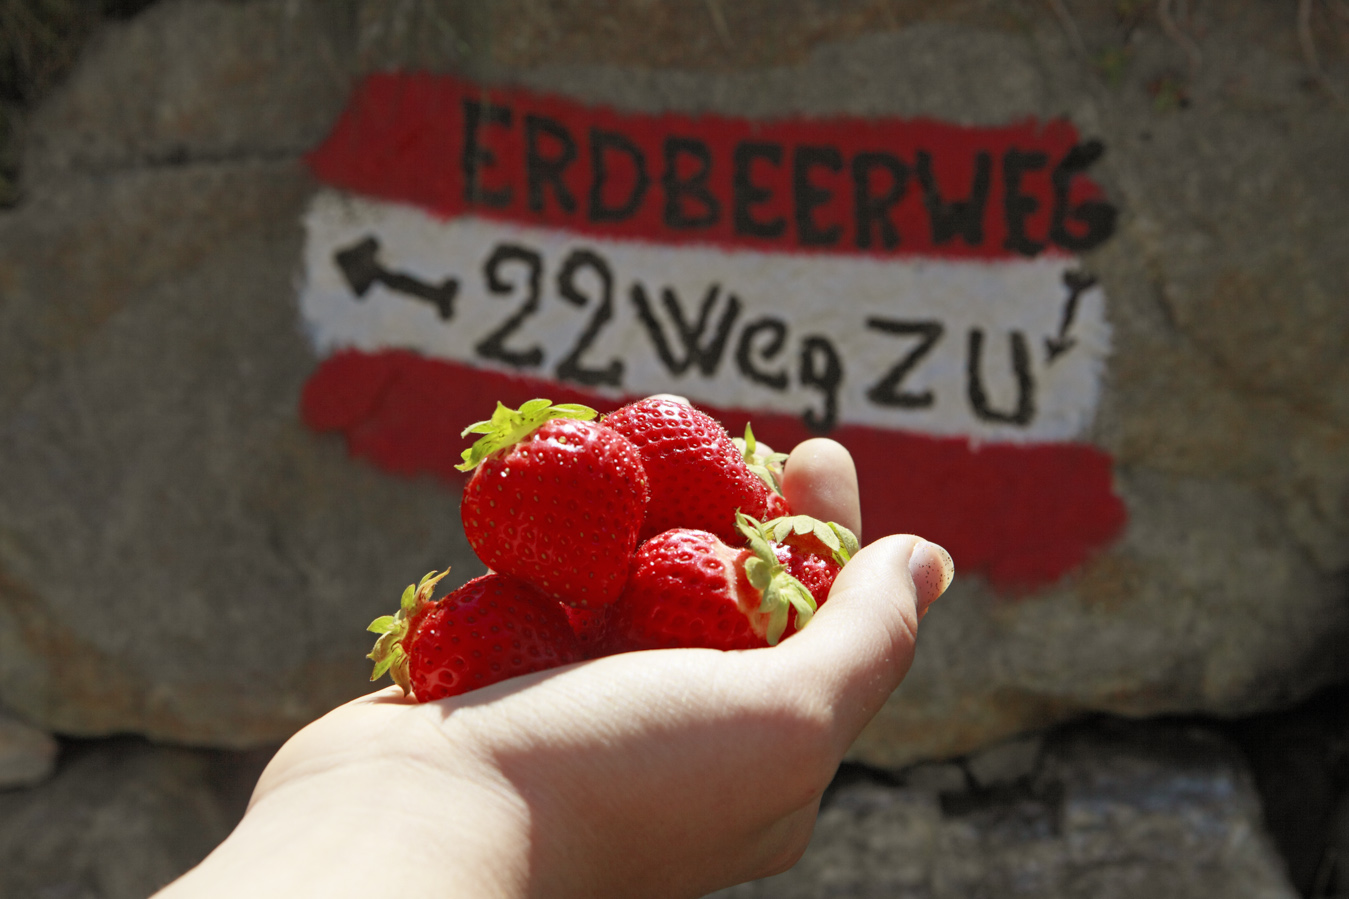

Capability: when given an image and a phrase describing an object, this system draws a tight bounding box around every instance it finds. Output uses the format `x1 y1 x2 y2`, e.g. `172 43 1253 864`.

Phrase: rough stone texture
709 722 1299 899
0 0 1345 759
0 706 58 789
1225 683 1349 895
17 0 355 183
0 1 481 746
965 731 1044 789
0 737 267 899
0 153 481 745
0 720 1302 899
1328 793 1349 896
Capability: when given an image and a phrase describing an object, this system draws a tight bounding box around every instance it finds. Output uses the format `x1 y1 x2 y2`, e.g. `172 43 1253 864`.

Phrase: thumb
772 535 954 751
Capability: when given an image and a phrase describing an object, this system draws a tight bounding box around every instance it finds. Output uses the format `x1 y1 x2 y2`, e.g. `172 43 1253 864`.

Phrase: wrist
158 749 532 899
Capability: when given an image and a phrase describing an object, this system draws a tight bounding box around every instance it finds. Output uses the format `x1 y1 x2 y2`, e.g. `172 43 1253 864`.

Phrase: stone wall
2 0 1345 761
0 1 1345 895
2 713 1328 899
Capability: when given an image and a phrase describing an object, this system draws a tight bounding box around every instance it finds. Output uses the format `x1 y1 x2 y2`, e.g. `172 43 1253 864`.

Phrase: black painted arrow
1045 269 1098 364
334 235 458 320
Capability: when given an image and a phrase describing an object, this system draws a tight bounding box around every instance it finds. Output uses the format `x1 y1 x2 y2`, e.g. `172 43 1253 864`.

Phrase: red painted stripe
306 72 1113 261
301 350 1125 590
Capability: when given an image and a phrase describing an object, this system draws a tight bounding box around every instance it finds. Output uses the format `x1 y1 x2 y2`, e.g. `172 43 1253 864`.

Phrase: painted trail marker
298 73 1126 589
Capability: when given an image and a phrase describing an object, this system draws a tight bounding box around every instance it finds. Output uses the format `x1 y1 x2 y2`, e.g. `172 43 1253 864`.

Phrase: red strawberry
367 569 582 702
458 400 649 608
564 603 623 659
760 514 859 602
764 492 792 519
775 544 838 603
613 514 821 651
603 398 786 544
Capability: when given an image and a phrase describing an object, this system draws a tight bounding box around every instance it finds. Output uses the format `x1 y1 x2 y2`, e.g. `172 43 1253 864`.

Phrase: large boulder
0 0 478 746
0 0 1345 760
711 721 1300 898
0 706 57 789
0 719 1300 898
0 737 265 899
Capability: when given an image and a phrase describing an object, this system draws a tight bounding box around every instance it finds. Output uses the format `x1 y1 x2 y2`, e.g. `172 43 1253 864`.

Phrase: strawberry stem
455 399 597 472
736 512 817 645
367 568 451 696
734 424 789 495
762 514 860 566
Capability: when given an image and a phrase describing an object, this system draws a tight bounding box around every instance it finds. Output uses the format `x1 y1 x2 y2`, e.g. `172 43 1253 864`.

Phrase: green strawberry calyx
736 512 817 646
455 399 598 472
367 567 452 696
733 423 789 495
761 514 860 567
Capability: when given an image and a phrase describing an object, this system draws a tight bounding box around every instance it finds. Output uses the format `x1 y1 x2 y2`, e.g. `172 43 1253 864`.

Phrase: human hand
156 437 952 899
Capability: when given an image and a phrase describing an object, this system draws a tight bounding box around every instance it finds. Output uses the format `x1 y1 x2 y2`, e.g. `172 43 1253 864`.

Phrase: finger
771 534 952 751
780 438 861 537
909 538 955 621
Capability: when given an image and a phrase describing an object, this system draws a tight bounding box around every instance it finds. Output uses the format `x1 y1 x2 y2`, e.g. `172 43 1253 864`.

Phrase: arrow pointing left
334 235 458 320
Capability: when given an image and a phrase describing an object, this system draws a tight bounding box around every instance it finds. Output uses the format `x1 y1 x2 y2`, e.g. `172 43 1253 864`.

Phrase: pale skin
156 436 953 899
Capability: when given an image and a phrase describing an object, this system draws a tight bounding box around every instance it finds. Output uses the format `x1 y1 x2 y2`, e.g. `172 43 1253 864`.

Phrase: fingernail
909 540 954 614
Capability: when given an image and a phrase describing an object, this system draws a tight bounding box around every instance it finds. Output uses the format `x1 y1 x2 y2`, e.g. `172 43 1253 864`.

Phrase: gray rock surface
964 731 1044 790
0 0 1345 759
0 737 268 899
0 2 482 746
710 722 1299 899
0 706 57 789
0 720 1302 899
1328 792 1349 896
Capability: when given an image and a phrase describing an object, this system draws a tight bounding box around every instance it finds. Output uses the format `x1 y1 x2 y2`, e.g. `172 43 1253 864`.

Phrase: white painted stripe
300 191 1110 444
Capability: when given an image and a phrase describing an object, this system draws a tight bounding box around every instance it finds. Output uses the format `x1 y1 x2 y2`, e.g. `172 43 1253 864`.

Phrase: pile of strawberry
367 397 859 702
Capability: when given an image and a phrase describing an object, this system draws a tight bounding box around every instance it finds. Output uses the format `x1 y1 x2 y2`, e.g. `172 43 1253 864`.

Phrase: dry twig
703 0 734 52
1156 0 1202 83
1298 0 1347 106
1047 0 1090 60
